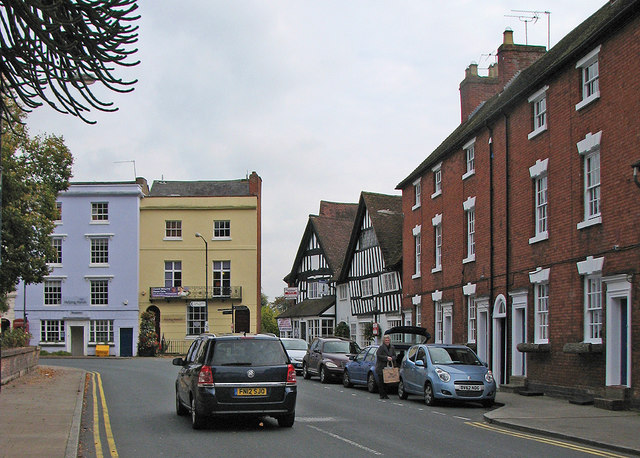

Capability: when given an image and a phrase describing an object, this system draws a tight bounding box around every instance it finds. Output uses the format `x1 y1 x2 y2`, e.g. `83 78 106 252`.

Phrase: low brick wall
1 346 40 385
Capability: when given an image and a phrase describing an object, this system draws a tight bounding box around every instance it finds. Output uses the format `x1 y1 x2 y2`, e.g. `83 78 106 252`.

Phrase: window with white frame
529 159 549 243
360 278 374 297
90 238 109 265
90 279 109 305
534 283 549 343
308 281 322 299
415 305 421 327
44 280 62 306
467 297 477 343
165 220 182 239
187 302 207 335
463 197 475 263
49 237 63 265
90 320 114 343
388 319 402 343
462 138 475 179
432 214 442 272
381 272 398 292
431 163 442 198
576 132 602 229
213 261 231 296
585 275 603 342
338 284 348 301
41 320 65 343
321 318 334 336
164 261 182 287
575 45 600 111
412 179 421 210
528 86 548 139
309 319 320 339
91 202 108 222
55 202 62 223
413 225 421 278
435 301 443 343
213 220 231 239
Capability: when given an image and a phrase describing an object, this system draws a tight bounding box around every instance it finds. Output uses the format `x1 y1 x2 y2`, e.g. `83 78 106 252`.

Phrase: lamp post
195 233 209 333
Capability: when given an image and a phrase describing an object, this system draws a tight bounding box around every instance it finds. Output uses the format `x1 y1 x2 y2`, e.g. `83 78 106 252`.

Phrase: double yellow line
466 421 627 457
91 372 119 458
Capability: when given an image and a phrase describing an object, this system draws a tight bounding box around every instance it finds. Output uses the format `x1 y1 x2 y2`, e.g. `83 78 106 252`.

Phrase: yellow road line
91 372 103 458
95 371 119 457
466 421 627 457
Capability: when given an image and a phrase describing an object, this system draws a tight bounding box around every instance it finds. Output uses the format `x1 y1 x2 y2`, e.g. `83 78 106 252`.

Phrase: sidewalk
486 391 640 456
0 365 84 458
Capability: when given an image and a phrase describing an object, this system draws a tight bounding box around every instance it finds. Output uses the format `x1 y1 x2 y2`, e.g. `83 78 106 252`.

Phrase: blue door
120 328 133 357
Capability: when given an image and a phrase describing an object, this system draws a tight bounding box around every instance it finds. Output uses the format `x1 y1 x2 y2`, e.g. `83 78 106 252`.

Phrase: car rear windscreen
210 339 289 366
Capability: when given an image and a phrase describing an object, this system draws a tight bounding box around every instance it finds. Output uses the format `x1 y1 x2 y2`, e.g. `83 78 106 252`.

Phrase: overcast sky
26 1 607 301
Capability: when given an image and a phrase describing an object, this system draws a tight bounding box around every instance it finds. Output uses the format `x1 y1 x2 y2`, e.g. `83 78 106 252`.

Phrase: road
44 357 619 457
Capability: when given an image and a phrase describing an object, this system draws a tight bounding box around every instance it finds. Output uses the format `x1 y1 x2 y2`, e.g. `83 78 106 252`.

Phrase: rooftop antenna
505 10 551 49
114 160 137 180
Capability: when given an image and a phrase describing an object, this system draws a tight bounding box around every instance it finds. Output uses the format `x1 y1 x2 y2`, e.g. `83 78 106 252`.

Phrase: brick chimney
459 28 546 122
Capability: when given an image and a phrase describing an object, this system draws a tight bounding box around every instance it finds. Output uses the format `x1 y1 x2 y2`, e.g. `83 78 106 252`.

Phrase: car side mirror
415 360 425 367
348 355 355 360
172 357 185 366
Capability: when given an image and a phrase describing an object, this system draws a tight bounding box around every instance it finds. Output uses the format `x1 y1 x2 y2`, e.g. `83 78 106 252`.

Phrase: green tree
271 295 292 313
137 310 158 356
334 321 350 338
261 305 279 335
0 100 72 312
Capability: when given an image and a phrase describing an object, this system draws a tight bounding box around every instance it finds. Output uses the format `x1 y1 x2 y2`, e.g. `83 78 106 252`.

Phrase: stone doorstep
594 397 628 411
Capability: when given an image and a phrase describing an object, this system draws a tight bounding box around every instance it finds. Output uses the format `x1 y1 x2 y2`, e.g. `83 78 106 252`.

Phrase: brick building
397 0 640 407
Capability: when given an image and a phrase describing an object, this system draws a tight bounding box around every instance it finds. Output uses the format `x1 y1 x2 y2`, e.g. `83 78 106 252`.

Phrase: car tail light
286 364 297 385
198 365 214 386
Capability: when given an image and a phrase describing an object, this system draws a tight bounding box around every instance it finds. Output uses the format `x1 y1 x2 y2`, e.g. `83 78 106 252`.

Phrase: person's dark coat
375 341 396 373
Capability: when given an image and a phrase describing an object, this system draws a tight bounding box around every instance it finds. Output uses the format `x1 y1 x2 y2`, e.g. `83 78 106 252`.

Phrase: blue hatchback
398 344 496 407
343 345 380 392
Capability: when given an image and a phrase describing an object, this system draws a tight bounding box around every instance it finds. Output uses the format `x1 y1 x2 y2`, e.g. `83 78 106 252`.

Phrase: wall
1 347 40 385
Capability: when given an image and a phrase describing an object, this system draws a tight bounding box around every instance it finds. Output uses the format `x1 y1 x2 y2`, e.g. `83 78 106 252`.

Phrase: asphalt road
43 357 615 457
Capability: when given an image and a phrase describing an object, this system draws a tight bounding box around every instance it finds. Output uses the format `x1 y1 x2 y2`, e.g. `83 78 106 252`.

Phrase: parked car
281 338 308 374
343 326 431 393
398 343 496 407
302 336 360 383
173 333 297 429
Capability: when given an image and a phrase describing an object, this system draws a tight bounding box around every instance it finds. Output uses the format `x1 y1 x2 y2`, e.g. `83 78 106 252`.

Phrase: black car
302 336 360 383
173 334 297 429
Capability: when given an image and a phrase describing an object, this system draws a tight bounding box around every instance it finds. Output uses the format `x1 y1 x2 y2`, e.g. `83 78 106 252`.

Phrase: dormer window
576 46 601 111
462 138 475 180
528 86 548 139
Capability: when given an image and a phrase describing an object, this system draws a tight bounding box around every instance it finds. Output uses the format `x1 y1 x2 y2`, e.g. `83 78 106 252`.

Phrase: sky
25 1 607 301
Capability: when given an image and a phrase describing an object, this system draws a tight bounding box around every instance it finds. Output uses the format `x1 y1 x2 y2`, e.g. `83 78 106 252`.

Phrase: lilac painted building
14 181 144 356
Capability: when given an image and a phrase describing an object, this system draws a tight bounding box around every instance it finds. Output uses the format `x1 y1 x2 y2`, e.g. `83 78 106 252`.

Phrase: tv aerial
505 10 551 49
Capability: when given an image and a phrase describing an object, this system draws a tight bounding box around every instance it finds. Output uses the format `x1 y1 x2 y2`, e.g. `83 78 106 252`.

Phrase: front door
604 275 631 387
120 328 133 357
71 326 84 356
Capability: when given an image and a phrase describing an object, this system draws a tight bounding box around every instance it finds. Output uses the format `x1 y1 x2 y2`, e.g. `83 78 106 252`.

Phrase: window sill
528 125 547 140
163 237 183 241
517 342 550 353
411 273 421 279
528 232 548 245
431 266 442 274
212 237 232 241
563 342 603 353
462 170 475 181
40 342 66 346
431 190 442 200
577 216 601 230
90 221 110 225
575 92 600 111
462 255 475 264
89 264 110 268
411 203 421 211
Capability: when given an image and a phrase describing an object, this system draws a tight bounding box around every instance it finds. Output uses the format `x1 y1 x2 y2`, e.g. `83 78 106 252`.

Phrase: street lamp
195 233 209 333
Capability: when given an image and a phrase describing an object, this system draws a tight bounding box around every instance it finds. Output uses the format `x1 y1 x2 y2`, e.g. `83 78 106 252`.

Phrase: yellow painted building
139 173 262 349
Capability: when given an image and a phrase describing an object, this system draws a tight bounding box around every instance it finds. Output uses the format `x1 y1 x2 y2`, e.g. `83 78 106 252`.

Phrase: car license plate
455 384 483 391
235 387 267 396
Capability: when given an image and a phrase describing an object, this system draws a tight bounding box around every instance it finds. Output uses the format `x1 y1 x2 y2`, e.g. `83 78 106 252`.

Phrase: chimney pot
503 27 514 45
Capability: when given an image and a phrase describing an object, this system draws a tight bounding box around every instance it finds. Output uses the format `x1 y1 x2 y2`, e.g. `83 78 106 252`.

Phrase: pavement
1 364 639 457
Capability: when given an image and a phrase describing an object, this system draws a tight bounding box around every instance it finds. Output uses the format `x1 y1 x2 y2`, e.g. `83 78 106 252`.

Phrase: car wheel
277 411 295 428
302 363 311 380
191 396 206 430
343 370 353 388
397 379 408 400
482 399 494 408
367 372 378 393
423 382 435 406
320 366 329 384
176 389 188 416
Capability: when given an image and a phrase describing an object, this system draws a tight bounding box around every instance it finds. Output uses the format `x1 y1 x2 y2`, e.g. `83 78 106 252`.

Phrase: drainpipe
503 111 511 385
487 123 495 366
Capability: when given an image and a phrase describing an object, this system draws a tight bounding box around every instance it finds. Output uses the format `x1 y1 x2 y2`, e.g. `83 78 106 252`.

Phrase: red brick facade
399 1 640 407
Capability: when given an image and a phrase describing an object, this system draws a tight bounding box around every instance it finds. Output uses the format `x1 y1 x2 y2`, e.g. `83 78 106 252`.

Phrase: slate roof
277 295 336 318
149 179 253 197
284 201 358 283
397 0 640 189
339 192 403 281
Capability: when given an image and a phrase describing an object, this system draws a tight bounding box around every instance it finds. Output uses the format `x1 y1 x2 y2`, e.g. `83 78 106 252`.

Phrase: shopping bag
382 363 400 384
